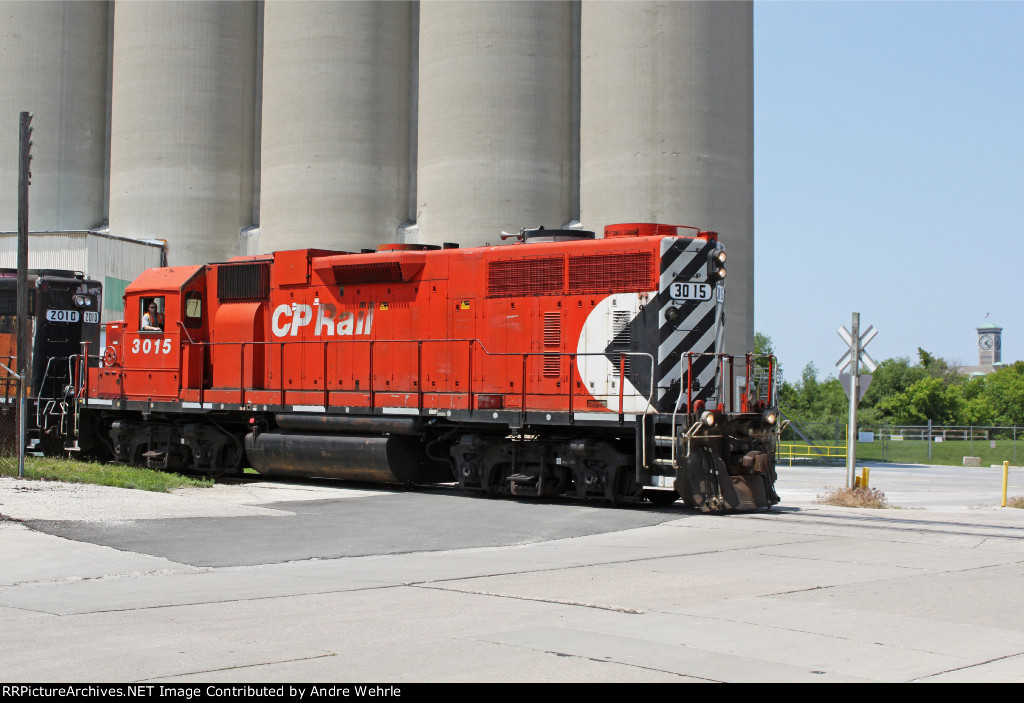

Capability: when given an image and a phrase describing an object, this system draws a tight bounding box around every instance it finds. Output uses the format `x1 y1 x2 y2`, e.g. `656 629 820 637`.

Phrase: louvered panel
543 311 561 378
568 252 654 293
218 263 270 301
487 258 564 297
610 310 632 378
331 261 404 284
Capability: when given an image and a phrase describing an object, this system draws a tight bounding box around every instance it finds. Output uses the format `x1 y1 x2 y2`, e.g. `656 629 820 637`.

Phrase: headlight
73 295 91 307
762 409 777 425
701 410 717 427
665 306 681 323
707 249 728 280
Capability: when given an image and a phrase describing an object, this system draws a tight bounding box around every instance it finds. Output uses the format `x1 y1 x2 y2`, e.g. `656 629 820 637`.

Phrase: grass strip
0 456 213 493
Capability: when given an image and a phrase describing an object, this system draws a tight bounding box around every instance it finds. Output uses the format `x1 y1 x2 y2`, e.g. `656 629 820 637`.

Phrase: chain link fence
855 424 1020 466
778 418 1022 467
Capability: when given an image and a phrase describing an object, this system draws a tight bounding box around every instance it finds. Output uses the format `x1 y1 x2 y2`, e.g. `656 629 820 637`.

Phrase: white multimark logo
271 302 375 338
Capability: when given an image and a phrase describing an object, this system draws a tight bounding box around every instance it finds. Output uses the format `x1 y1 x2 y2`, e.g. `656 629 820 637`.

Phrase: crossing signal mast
837 312 878 489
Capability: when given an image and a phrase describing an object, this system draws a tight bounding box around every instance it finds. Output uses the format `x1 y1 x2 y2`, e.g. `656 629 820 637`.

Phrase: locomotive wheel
204 444 244 479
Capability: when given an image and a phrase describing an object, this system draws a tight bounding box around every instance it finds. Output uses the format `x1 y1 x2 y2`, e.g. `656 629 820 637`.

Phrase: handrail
35 356 60 428
167 334 659 416
668 351 779 456
120 332 772 425
175 320 197 345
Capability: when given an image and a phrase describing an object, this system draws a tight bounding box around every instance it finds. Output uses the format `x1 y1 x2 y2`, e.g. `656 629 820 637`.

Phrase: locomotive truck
65 223 780 510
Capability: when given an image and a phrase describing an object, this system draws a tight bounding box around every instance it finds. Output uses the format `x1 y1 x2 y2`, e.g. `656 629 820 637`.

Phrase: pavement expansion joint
414 583 646 614
661 605 997 663
404 539 817 590
908 650 1024 682
135 652 338 682
535 646 721 682
758 557 1024 601
938 559 1024 573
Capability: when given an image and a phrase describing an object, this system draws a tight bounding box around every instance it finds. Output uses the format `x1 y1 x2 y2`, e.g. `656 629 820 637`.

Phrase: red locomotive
74 223 780 510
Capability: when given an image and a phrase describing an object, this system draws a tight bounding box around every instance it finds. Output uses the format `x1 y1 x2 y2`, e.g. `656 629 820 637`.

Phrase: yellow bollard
854 475 861 488
863 467 870 489
1003 461 1009 508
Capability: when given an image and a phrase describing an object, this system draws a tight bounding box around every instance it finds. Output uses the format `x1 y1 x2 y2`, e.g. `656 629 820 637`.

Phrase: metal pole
16 112 32 479
928 419 932 461
846 312 860 488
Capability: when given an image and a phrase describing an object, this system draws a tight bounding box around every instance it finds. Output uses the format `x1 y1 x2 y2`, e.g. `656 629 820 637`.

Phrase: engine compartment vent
543 311 561 378
331 262 405 285
487 258 565 297
568 252 654 294
610 310 632 378
218 262 270 301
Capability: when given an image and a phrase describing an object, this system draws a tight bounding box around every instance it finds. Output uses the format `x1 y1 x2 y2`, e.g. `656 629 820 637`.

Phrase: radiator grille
218 263 270 301
568 252 653 293
487 258 564 297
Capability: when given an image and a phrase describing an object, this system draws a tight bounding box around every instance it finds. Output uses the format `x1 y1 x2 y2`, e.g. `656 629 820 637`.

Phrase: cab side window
141 297 165 331
184 291 203 329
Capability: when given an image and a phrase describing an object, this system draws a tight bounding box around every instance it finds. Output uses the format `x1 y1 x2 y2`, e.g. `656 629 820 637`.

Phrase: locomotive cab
114 266 204 401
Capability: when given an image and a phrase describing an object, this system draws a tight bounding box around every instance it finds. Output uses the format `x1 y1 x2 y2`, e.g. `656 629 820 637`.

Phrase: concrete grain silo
0 1 108 232
416 1 574 246
108 0 257 266
259 1 412 253
580 0 754 355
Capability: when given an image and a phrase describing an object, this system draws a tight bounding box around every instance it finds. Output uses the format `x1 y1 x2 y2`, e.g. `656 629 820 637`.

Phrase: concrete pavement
1 463 1022 682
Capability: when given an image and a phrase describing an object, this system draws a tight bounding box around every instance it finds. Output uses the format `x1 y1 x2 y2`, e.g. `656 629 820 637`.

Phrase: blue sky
754 1 1023 380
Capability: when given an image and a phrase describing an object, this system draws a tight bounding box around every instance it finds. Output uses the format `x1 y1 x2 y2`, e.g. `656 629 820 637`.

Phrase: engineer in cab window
142 301 164 331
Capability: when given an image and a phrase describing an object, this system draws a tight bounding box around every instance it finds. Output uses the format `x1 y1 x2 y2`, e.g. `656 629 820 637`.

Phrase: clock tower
977 322 1002 367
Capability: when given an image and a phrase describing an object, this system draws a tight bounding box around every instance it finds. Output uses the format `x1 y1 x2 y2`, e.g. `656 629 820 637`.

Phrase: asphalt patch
24 491 687 568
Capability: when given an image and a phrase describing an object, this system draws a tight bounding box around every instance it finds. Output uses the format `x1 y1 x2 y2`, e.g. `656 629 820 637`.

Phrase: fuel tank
245 431 449 484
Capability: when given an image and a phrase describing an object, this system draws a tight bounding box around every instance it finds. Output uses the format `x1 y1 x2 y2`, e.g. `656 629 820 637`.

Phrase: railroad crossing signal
836 324 878 373
837 313 877 489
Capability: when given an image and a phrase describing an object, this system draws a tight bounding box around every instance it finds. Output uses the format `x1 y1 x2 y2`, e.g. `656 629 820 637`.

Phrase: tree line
756 333 1024 427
